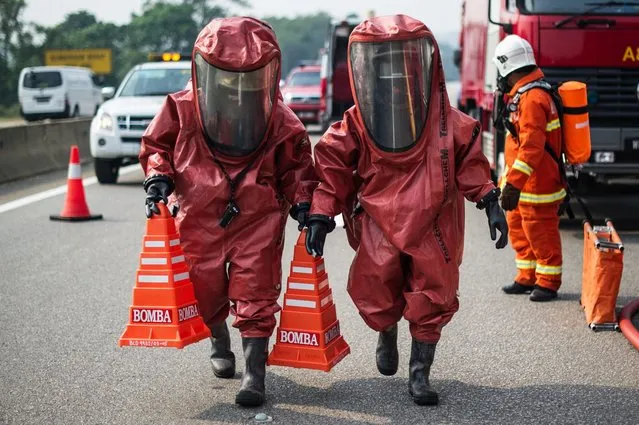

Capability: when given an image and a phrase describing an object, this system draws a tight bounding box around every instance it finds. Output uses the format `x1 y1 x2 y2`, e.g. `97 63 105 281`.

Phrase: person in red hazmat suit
304 15 508 406
139 17 318 407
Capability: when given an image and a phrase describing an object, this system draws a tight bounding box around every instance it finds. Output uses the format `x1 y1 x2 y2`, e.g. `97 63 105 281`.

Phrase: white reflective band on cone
285 299 317 308
317 263 325 273
318 278 329 291
68 164 82 179
293 266 313 274
289 282 315 291
141 258 168 265
138 275 169 283
171 255 185 264
321 294 333 308
145 241 165 248
169 239 180 246
174 272 189 281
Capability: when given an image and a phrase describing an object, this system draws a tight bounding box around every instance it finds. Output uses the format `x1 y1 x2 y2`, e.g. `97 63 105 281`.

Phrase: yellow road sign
44 49 113 74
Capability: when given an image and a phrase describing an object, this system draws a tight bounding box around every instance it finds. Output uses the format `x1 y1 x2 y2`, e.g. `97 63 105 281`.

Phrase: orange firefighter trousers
507 203 562 291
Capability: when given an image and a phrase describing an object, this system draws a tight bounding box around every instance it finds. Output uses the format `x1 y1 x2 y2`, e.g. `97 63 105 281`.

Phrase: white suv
90 58 191 184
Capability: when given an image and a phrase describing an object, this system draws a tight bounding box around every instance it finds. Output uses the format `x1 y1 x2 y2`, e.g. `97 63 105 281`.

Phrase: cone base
50 214 103 222
118 318 211 349
267 336 350 372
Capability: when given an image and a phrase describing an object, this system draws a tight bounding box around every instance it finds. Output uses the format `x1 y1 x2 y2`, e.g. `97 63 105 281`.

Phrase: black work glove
143 175 174 218
477 188 508 249
305 214 336 257
289 202 311 231
486 200 508 249
500 183 521 211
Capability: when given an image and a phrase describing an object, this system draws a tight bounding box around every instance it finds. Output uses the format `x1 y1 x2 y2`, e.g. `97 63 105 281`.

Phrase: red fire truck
455 0 639 187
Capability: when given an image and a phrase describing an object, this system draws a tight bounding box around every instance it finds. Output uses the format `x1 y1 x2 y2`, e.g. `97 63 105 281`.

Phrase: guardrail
0 118 92 184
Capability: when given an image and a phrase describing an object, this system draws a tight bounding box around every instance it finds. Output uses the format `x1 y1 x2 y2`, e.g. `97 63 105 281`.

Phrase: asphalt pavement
2 101 639 424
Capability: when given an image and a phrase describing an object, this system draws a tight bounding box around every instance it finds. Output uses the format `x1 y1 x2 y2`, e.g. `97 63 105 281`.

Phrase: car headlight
283 92 293 104
98 113 113 131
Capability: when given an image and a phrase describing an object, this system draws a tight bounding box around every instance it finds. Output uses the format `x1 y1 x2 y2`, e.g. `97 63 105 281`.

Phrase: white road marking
0 164 141 214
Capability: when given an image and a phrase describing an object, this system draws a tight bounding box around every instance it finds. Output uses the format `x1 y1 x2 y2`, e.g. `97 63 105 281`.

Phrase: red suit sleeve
139 96 179 179
453 114 496 203
310 116 361 217
276 129 318 206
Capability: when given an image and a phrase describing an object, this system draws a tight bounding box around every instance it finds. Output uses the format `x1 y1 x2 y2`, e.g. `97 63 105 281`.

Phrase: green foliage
0 103 21 118
263 13 331 78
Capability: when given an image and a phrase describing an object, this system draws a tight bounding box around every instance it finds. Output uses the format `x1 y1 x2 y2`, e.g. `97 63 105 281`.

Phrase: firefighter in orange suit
493 35 564 302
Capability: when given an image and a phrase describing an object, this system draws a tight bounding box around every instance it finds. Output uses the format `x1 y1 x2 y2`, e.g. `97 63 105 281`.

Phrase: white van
18 66 103 122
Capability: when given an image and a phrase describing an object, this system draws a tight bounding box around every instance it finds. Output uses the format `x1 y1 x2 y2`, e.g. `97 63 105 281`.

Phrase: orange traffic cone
50 145 102 221
267 229 350 371
119 203 211 348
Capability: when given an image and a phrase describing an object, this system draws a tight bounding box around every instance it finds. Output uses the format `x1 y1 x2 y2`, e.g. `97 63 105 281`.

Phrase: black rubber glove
486 200 508 249
500 183 521 211
305 214 336 257
476 188 508 249
143 175 174 218
289 202 311 231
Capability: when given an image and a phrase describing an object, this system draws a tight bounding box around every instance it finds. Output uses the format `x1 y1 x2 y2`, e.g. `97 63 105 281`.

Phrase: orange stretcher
581 219 624 332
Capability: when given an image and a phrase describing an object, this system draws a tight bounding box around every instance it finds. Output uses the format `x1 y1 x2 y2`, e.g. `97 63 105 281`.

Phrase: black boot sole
377 366 398 376
409 389 439 406
211 358 236 379
502 284 534 294
529 293 558 302
235 389 265 407
212 367 236 379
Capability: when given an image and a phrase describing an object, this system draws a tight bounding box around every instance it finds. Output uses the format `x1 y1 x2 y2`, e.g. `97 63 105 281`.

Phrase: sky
23 0 463 41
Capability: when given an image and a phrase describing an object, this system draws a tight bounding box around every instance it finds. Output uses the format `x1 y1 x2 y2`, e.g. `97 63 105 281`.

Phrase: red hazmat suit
139 17 318 338
310 16 497 343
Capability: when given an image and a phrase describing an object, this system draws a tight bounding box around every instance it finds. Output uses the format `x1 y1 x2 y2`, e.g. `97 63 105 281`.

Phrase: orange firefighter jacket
501 68 565 205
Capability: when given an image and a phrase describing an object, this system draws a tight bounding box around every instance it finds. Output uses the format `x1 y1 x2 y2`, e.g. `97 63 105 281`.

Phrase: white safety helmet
492 35 536 77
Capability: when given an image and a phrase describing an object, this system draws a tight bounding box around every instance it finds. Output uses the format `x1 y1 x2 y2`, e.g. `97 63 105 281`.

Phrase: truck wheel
94 158 120 184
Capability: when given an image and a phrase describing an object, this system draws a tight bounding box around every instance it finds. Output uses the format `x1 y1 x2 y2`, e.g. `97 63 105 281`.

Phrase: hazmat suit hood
191 17 282 159
348 15 449 162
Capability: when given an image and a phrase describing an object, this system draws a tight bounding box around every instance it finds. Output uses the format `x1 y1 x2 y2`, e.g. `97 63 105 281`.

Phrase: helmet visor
194 53 278 156
350 38 434 152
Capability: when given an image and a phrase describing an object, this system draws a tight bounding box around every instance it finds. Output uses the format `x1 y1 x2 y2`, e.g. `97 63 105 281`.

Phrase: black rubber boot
502 282 534 294
209 322 235 379
408 339 439 406
376 324 399 376
529 285 558 302
235 337 268 407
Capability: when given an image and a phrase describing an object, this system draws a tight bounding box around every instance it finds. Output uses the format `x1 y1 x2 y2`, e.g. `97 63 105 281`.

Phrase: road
2 87 639 425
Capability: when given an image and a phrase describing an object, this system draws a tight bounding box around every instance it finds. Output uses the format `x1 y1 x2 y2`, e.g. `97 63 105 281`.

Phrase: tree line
0 0 459 115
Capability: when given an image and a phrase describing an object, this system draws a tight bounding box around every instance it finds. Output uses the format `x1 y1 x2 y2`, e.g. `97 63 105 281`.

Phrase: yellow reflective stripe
546 119 561 132
499 165 509 190
516 259 537 269
536 264 562 275
512 159 533 176
519 188 566 204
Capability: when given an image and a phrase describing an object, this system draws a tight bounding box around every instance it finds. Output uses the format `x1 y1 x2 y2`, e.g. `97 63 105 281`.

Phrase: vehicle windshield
287 71 320 87
118 68 191 97
520 0 639 14
23 71 62 89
